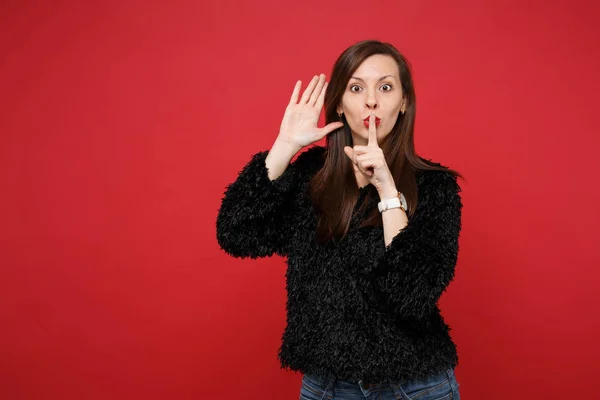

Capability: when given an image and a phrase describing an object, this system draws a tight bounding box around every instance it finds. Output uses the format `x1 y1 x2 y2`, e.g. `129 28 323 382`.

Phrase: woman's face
337 54 406 146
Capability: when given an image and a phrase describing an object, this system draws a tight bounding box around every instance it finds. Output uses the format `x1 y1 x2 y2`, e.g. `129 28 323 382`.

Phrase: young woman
216 40 463 400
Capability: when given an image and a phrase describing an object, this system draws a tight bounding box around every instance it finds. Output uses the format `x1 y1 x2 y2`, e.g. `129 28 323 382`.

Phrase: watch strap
378 192 407 213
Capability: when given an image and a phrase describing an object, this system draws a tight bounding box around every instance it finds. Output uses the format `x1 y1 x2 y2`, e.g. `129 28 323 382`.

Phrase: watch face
399 192 407 211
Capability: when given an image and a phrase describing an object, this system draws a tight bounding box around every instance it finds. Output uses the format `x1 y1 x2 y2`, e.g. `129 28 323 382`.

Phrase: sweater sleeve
215 147 320 259
361 170 463 320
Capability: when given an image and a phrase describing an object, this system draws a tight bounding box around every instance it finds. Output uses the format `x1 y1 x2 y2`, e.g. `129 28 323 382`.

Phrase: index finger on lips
368 113 378 147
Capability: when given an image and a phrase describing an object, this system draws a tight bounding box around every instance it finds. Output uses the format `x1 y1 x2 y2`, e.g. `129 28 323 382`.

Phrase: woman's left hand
343 113 398 199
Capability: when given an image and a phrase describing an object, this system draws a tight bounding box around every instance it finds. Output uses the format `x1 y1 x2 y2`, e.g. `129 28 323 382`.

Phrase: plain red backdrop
1 0 599 398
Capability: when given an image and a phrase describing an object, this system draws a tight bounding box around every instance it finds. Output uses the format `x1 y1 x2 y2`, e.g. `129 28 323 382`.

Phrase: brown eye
349 85 361 92
381 84 392 91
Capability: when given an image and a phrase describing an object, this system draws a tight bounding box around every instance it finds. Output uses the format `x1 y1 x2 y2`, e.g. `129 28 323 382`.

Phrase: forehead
351 54 399 80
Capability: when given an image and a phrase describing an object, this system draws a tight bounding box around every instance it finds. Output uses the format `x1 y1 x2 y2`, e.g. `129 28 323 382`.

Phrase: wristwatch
378 191 407 213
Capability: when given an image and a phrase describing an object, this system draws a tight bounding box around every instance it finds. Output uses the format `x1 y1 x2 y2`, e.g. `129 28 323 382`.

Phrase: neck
352 133 367 147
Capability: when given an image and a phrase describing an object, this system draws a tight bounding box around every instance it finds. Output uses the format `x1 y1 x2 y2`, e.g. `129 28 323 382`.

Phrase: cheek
346 119 364 135
386 115 399 127
342 103 363 128
379 114 400 136
341 97 359 115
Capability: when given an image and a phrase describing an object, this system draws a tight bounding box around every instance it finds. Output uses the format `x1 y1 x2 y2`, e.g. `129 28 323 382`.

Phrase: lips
363 116 381 128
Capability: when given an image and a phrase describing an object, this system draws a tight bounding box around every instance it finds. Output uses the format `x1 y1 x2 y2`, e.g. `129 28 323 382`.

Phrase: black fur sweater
216 145 463 383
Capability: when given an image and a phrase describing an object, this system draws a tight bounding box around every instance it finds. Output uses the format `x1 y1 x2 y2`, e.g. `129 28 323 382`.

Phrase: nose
366 90 378 109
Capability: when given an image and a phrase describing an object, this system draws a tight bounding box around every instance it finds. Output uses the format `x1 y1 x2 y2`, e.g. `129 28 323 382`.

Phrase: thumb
322 121 344 136
343 146 354 161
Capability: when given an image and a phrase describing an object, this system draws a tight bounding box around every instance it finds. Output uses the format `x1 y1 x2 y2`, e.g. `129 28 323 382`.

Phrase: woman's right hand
276 74 344 150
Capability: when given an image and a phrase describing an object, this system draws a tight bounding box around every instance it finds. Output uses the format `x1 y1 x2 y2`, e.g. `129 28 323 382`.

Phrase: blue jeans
299 368 460 400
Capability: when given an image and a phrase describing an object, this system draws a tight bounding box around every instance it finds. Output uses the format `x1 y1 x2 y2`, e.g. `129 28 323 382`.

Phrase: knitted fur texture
216 145 463 383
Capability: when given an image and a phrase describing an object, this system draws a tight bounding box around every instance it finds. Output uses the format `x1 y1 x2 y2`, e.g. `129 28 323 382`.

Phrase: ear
400 100 406 114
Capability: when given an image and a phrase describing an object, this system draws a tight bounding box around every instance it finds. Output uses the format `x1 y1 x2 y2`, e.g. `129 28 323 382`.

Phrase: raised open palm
278 74 344 148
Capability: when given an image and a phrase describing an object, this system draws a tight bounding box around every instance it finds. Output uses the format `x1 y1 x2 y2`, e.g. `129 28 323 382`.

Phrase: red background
1 0 599 398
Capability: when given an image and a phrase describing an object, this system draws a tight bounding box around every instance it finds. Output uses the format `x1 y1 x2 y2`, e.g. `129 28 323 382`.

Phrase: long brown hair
309 39 463 243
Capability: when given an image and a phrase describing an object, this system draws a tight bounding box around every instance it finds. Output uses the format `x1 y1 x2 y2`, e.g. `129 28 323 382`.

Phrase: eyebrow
350 75 396 82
